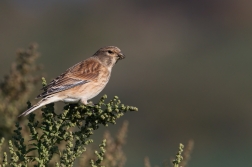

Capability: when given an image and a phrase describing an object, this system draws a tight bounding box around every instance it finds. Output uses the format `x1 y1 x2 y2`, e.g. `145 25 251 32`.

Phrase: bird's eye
107 50 113 54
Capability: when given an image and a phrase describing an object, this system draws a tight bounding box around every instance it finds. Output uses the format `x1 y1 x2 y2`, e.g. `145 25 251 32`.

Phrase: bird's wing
37 58 103 98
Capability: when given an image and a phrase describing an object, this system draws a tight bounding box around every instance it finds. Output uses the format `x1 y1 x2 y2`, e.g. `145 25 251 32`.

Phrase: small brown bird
19 46 125 117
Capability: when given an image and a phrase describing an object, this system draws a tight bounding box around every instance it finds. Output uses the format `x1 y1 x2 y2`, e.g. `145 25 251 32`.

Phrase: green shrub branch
0 92 137 166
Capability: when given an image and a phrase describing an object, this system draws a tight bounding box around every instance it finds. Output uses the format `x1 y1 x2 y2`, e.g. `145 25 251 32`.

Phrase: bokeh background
1 0 252 166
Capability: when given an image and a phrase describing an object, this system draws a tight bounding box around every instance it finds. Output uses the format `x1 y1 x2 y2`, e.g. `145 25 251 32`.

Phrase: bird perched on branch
19 46 125 117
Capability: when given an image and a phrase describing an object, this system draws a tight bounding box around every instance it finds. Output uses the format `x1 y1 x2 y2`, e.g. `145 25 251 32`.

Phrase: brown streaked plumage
19 46 125 117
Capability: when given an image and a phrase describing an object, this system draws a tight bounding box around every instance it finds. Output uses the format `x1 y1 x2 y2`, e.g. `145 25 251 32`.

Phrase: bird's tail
19 96 58 117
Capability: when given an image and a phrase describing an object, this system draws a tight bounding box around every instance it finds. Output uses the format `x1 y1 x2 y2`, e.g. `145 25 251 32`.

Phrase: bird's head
93 46 125 68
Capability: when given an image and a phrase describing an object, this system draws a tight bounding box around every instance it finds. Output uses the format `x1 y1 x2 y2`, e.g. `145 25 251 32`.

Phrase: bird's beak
118 53 125 60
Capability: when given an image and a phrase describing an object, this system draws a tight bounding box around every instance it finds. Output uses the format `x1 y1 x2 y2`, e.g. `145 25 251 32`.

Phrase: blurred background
1 0 252 166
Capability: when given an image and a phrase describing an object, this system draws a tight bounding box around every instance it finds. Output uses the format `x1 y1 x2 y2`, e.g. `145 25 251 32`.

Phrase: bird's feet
86 101 94 107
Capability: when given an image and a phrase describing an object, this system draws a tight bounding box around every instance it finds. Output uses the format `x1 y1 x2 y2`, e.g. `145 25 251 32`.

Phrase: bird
19 46 125 117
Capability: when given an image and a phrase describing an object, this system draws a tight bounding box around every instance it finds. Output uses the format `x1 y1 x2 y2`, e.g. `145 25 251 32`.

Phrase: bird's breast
79 72 110 100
